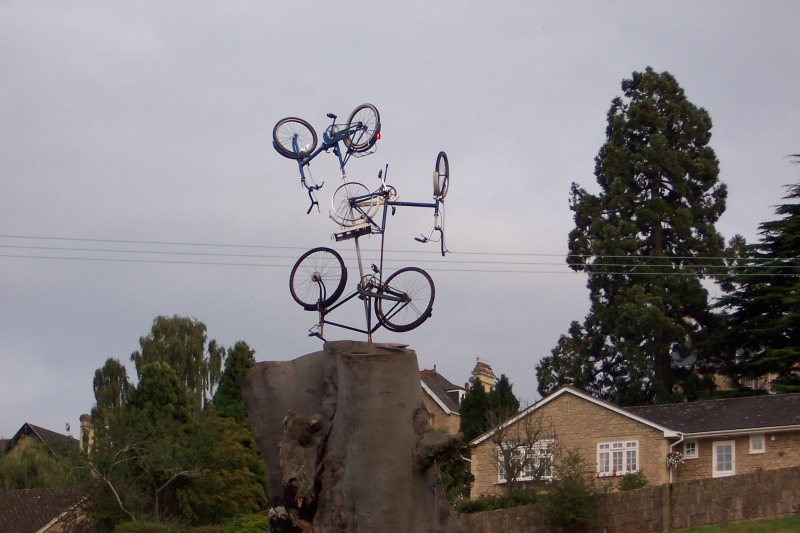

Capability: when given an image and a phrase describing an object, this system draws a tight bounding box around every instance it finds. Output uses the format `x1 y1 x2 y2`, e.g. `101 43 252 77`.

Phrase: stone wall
460 465 800 533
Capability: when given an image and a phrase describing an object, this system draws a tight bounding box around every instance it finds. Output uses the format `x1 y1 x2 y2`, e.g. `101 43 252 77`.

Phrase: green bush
544 448 600 532
224 513 269 533
188 526 226 533
112 522 175 533
617 471 649 491
454 490 539 514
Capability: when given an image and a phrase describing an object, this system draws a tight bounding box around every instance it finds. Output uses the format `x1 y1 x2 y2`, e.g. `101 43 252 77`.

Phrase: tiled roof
4 423 79 454
420 370 464 414
0 487 83 533
624 393 800 434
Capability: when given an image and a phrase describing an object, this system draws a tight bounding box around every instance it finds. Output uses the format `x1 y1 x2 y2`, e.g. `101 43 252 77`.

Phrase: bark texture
240 340 463 533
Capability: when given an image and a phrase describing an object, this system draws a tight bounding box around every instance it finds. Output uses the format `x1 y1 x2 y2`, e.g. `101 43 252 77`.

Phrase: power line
3 253 799 277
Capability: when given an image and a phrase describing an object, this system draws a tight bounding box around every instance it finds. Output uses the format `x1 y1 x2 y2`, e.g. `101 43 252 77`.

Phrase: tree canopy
716 158 800 392
130 315 225 413
459 374 521 442
212 341 257 424
537 68 727 405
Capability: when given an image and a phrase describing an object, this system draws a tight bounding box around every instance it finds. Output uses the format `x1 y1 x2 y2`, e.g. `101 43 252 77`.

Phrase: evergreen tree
488 374 520 420
537 68 727 405
212 341 256 424
130 315 224 413
717 160 800 392
458 381 491 442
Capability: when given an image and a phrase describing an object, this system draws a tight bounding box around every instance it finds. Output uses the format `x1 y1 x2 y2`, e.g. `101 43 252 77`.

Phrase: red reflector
376 132 381 140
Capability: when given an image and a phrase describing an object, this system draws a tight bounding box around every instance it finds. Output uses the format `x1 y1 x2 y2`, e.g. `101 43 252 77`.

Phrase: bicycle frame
288 117 382 214
309 186 442 341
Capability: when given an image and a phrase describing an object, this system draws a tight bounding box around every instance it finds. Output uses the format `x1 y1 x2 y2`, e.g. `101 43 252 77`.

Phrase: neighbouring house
420 362 497 434
469 385 800 496
0 487 84 533
3 423 79 457
420 366 466 434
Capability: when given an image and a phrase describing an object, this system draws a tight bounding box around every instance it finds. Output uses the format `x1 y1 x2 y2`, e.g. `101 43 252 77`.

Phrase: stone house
420 367 465 434
3 423 79 456
420 362 497 434
469 386 800 496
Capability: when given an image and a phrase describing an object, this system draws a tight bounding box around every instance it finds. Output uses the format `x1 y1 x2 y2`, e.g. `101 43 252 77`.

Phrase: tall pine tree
717 157 800 392
537 68 727 405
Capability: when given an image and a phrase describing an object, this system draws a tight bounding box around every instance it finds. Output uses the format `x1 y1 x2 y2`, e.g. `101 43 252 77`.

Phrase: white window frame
597 440 639 477
749 434 765 454
712 440 735 478
497 439 555 483
683 439 698 459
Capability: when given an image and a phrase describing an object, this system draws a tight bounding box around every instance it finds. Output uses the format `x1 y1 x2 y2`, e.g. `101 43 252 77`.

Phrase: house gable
471 386 679 446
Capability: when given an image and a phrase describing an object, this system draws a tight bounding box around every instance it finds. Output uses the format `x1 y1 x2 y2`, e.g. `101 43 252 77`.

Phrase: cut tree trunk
240 340 463 533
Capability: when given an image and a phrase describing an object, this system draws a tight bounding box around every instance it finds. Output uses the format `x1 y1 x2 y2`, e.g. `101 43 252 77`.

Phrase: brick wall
460 465 800 533
471 393 669 496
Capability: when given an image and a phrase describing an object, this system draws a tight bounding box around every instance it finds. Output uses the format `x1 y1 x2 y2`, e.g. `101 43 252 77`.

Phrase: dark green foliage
453 491 539 514
545 448 600 532
617 471 649 491
537 68 728 405
212 342 256 424
459 376 521 442
716 169 800 392
434 438 474 502
112 522 174 533
131 316 224 412
489 374 520 420
458 381 491 442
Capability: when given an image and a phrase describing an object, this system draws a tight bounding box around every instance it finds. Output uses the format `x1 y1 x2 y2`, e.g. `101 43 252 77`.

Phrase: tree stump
240 340 463 533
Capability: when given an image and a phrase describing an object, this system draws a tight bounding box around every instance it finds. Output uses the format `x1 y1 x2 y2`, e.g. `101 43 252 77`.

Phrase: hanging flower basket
666 451 684 468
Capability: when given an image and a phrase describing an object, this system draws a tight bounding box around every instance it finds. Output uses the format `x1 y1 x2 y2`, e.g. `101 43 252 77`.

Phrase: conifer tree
717 157 800 392
458 381 491 442
488 374 520 420
212 341 256 424
537 68 727 405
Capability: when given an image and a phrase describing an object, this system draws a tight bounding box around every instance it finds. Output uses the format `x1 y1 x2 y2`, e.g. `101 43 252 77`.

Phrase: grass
674 517 800 532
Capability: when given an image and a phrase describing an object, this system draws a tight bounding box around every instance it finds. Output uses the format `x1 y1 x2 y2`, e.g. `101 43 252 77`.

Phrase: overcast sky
1 1 799 439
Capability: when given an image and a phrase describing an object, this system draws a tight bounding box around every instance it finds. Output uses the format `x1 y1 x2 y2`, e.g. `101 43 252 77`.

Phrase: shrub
112 522 175 533
617 471 649 491
544 448 599 532
224 513 269 533
454 490 539 514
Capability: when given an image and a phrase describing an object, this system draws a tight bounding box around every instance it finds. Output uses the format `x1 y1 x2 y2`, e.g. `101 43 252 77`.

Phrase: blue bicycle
273 104 381 213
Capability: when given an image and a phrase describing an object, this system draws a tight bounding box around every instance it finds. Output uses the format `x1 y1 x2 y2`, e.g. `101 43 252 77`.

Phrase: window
497 440 555 482
684 440 698 459
749 434 765 454
712 441 735 478
597 440 638 476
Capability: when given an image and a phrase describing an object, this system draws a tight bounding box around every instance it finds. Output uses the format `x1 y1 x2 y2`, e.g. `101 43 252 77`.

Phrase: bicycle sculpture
273 103 449 341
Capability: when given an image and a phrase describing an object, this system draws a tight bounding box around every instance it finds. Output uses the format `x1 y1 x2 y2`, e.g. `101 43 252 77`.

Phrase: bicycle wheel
273 117 318 159
344 104 380 152
289 247 347 311
331 182 379 227
433 151 449 199
376 267 435 332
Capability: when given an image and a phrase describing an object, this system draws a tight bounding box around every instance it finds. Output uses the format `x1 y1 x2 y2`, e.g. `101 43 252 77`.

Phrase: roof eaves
421 380 456 415
682 424 800 439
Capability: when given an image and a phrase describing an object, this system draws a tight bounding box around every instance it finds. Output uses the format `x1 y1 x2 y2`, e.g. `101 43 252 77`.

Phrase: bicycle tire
289 247 347 311
433 151 449 199
376 267 435 332
344 104 380 152
273 117 318 159
331 182 379 227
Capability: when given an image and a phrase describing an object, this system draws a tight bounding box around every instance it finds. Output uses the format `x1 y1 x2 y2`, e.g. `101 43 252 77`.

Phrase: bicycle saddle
327 113 337 120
